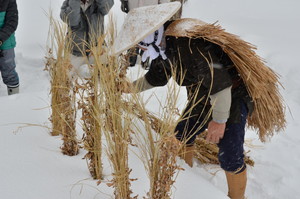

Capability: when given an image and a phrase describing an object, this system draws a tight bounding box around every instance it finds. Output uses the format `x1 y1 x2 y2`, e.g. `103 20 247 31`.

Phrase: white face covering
138 26 167 62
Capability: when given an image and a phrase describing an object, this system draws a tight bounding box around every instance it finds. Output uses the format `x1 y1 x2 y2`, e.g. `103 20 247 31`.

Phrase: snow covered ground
0 0 299 198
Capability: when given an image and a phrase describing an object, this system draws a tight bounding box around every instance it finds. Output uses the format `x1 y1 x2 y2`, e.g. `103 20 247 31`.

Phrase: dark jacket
145 36 253 124
0 0 18 50
60 0 114 56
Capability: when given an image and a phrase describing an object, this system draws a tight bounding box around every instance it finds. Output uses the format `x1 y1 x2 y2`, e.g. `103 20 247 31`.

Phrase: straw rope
165 18 286 142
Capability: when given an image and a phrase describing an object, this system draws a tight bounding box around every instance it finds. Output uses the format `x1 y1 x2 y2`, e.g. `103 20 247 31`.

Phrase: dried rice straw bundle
46 16 79 155
194 133 254 166
130 102 254 166
77 77 103 179
74 32 109 180
94 15 135 198
100 58 134 198
165 18 286 142
124 101 164 134
149 136 181 199
125 87 182 198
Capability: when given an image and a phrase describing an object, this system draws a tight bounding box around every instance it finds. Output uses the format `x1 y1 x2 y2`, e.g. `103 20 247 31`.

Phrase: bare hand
205 120 226 144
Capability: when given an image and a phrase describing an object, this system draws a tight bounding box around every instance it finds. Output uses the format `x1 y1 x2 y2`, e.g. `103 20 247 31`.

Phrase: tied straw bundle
125 101 254 166
165 18 286 142
46 16 79 156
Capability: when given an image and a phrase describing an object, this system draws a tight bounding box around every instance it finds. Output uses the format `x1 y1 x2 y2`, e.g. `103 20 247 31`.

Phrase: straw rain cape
165 18 286 142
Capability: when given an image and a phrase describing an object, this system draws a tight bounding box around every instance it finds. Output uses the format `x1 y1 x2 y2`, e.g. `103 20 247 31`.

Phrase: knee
218 147 245 173
223 162 246 174
175 119 204 146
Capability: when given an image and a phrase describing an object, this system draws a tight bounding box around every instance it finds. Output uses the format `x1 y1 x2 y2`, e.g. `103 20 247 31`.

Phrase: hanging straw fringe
165 18 286 142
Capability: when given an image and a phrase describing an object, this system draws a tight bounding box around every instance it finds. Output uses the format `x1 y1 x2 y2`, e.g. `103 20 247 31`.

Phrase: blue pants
0 48 19 87
175 102 248 172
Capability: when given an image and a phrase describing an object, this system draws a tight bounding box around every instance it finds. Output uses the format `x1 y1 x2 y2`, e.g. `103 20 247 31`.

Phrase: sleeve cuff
210 86 232 122
212 115 228 124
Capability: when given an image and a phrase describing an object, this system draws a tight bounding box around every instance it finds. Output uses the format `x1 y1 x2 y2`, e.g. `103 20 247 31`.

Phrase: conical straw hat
113 2 181 55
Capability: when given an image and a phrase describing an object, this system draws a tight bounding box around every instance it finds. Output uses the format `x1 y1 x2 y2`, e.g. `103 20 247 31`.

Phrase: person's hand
205 120 226 144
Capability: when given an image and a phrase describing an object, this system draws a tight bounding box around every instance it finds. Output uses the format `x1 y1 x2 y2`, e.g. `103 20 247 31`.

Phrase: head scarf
138 26 167 62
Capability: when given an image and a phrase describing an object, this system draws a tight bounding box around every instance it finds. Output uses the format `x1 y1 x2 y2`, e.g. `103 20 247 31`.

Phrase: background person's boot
7 85 19 95
225 168 247 199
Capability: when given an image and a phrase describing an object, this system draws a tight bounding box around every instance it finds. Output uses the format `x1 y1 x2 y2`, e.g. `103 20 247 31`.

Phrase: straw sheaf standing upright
165 18 286 142
46 17 79 156
127 76 182 198
77 75 103 179
92 16 135 198
99 54 134 199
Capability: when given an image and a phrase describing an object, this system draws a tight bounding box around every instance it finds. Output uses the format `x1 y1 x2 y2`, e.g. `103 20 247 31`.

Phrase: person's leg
225 167 247 199
0 48 19 95
218 102 248 199
179 144 195 167
175 118 206 167
174 86 211 167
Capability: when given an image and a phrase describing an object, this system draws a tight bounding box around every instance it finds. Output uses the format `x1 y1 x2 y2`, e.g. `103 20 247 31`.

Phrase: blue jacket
0 0 18 50
60 0 114 56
